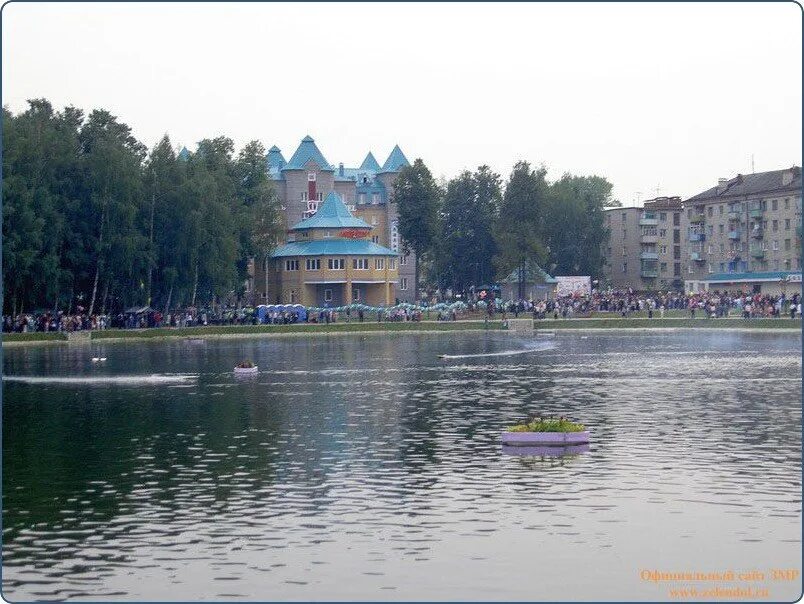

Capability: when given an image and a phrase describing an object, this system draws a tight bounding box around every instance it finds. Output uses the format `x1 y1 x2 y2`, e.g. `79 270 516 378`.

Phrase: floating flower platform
502 443 590 457
501 418 589 446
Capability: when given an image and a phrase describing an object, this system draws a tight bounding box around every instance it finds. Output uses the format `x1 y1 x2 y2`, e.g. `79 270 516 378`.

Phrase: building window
317 192 323 201
688 265 694 274
785 218 791 230
328 258 345 270
323 231 332 238
674 262 681 276
306 258 321 271
772 219 778 232
659 229 667 237
773 240 779 251
719 224 724 234
371 216 378 225
622 229 627 240
301 192 308 201
371 193 380 204
784 198 790 210
660 262 667 273
785 239 791 251
358 193 366 204
673 213 680 226
660 245 667 254
621 213 627 222
389 258 396 270
371 235 379 244
707 263 713 273
621 245 627 256
719 205 724 215
707 225 714 235
720 243 724 253
707 207 713 217
353 258 369 270
324 289 333 302
400 277 408 291
659 212 666 221
285 259 299 271
772 199 778 211
352 288 361 301
375 258 385 270
622 262 627 273
400 254 408 266
290 290 297 304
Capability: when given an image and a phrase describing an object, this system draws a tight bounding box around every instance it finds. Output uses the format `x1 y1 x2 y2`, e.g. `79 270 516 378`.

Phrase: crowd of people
4 289 802 333
483 290 802 320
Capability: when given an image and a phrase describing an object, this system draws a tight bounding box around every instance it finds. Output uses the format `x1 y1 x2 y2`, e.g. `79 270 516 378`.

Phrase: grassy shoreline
2 317 800 345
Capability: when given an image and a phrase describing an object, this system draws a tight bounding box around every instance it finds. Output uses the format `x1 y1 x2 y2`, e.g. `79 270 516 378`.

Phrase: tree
435 166 501 293
493 161 549 299
545 174 613 278
394 159 441 298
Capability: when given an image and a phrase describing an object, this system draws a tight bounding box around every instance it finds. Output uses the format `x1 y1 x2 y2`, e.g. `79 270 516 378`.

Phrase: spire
380 145 410 173
284 135 333 171
177 146 190 161
359 152 381 172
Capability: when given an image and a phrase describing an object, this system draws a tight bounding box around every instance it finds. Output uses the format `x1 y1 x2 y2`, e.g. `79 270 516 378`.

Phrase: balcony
689 252 705 262
641 234 658 243
640 251 659 260
727 208 741 220
688 232 705 242
689 214 705 224
728 230 742 240
748 208 763 219
639 216 659 226
749 228 762 239
750 247 765 259
641 269 658 278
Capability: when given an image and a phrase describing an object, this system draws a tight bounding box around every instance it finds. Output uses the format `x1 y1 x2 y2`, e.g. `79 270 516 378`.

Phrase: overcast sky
3 2 801 205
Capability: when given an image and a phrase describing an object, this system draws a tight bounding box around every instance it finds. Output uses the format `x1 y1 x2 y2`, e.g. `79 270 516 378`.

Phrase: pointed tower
379 145 410 173
359 152 381 172
177 146 191 161
283 135 333 172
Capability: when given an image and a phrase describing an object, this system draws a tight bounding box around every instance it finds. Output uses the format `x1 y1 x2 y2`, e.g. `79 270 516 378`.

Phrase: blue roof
704 271 802 283
272 239 397 258
360 152 381 171
266 145 286 180
177 147 190 161
283 135 333 171
380 145 410 173
290 192 371 230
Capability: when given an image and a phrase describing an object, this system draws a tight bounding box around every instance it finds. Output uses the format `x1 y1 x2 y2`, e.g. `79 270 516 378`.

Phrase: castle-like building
253 136 416 305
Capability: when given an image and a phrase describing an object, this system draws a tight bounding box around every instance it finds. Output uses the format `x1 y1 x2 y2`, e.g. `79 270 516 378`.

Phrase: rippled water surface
3 331 802 601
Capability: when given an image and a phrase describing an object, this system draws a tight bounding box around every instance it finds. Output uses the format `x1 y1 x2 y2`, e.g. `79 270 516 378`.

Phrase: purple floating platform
502 444 590 457
501 431 590 446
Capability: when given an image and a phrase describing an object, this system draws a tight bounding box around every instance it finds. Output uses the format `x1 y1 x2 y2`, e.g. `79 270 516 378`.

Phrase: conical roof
266 145 286 169
177 146 191 161
359 152 381 171
283 135 333 171
290 192 371 231
380 145 410 173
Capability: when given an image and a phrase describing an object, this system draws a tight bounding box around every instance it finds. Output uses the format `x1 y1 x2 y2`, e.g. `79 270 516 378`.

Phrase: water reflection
2 331 801 601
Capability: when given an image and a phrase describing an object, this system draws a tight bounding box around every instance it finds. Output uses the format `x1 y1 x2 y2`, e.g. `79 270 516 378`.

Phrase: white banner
555 276 592 297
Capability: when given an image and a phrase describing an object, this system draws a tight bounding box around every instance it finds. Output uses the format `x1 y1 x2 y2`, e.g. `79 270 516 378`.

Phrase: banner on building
555 276 592 297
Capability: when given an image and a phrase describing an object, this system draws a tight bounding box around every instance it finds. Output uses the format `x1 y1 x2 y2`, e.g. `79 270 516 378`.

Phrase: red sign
340 229 369 239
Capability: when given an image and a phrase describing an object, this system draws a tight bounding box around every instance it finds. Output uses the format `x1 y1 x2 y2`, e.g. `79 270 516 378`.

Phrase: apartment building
602 196 685 290
683 167 802 293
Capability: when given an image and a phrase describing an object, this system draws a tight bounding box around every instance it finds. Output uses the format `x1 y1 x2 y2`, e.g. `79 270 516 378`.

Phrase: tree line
3 98 620 315
2 99 282 316
394 160 621 297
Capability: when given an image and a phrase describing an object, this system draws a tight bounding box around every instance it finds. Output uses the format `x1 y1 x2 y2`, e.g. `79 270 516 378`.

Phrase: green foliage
2 100 283 314
506 418 586 433
544 174 614 278
493 162 549 297
435 166 501 292
394 159 442 294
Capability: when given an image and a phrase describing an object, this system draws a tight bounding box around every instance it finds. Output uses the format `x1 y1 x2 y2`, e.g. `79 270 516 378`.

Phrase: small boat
91 357 107 362
501 430 590 446
234 361 258 375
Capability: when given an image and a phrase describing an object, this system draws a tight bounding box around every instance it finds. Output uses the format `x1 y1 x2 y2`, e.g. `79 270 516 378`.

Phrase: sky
2 2 801 205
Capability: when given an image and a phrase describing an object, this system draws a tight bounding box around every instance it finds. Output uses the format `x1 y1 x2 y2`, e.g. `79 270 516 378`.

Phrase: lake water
2 331 801 601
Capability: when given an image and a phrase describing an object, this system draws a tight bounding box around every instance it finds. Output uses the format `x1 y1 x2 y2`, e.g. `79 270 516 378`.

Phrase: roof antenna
751 154 755 174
